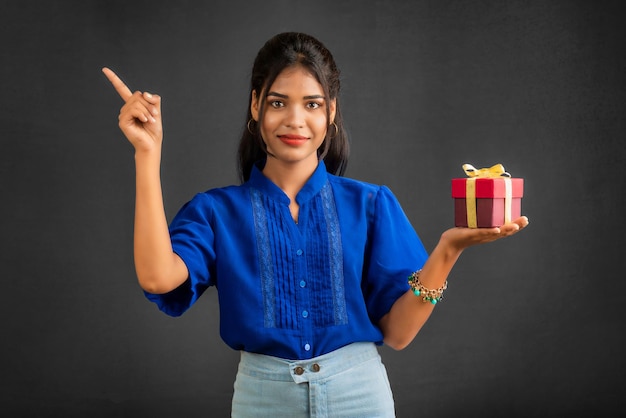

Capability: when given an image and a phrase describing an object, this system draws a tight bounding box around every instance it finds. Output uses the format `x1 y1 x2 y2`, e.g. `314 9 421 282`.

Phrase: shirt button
304 343 311 351
311 363 321 373
299 280 306 288
296 249 303 256
294 366 304 375
302 310 309 318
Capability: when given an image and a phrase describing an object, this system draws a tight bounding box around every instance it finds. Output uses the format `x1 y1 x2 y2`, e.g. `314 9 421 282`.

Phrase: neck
262 158 318 200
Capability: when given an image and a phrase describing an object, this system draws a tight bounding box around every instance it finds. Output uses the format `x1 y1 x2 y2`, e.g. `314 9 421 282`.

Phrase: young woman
103 32 528 417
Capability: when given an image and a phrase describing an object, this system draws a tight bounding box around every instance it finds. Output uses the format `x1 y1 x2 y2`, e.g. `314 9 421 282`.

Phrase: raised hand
102 67 163 153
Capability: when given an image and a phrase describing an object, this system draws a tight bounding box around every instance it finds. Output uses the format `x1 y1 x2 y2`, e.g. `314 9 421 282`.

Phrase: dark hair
237 32 349 183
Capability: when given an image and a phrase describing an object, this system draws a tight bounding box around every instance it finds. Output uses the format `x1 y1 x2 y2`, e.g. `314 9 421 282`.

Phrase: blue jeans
231 342 395 417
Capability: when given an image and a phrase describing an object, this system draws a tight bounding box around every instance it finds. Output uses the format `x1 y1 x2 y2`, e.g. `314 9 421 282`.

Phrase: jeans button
294 366 305 375
311 363 320 373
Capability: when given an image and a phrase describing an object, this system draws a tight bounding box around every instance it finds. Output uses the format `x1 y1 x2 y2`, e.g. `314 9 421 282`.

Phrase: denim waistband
237 342 380 384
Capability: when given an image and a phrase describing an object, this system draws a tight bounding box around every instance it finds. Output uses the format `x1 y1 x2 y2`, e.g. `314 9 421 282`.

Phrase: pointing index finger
102 67 133 102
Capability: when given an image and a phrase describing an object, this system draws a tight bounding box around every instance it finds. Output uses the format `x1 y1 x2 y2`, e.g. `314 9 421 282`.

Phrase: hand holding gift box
452 164 524 228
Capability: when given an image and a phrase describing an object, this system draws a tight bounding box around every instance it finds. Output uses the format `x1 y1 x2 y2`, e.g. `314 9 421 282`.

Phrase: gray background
2 0 625 416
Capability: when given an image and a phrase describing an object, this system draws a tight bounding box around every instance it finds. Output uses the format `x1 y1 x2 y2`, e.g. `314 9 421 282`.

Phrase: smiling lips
278 134 308 146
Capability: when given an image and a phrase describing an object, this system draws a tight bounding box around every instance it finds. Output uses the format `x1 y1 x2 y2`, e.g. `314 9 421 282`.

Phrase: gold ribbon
462 163 510 178
462 164 512 227
466 178 478 228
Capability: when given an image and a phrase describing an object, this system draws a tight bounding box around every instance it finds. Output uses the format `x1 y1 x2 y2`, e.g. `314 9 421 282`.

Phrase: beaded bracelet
408 270 447 305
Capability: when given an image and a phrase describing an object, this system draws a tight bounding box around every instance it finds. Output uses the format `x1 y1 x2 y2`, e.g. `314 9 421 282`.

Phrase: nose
284 105 305 128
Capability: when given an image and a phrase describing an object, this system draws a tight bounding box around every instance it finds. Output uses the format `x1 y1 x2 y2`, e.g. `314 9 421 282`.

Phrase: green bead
430 298 438 305
413 289 420 296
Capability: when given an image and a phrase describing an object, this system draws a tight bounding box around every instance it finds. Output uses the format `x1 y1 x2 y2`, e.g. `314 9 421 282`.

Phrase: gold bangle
408 270 447 305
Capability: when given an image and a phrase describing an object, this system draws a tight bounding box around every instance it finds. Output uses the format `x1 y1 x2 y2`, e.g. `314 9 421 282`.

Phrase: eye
270 100 284 108
306 101 322 110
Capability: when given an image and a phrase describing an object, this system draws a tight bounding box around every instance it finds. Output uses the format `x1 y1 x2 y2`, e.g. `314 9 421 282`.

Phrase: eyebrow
266 91 326 100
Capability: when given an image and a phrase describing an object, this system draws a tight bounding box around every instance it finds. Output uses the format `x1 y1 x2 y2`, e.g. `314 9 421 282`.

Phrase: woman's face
251 65 336 172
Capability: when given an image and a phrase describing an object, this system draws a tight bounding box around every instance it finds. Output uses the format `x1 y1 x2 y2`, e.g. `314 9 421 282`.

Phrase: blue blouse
145 161 428 360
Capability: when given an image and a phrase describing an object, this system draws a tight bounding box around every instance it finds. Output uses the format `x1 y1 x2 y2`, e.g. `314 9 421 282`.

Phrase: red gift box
451 164 524 228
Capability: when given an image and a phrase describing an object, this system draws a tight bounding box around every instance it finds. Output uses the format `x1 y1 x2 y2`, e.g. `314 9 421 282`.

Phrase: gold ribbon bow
463 163 512 228
462 163 511 178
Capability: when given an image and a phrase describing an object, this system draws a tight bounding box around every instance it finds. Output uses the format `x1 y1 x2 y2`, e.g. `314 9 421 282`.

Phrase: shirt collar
248 160 329 205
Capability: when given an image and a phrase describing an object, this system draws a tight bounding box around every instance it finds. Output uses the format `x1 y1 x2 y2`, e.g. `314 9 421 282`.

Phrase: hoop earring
329 121 338 139
247 119 256 135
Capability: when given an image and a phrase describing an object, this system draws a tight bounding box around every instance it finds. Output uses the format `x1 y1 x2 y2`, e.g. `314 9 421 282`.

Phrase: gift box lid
451 177 524 198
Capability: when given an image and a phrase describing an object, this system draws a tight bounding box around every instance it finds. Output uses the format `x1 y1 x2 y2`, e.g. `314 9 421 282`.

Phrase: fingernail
145 92 153 99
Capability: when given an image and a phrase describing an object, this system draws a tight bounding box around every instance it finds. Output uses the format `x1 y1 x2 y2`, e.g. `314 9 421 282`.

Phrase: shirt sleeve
362 185 429 323
144 193 216 317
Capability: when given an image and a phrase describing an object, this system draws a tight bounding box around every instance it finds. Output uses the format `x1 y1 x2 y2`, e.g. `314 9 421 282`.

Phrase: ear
329 98 337 124
250 90 259 121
